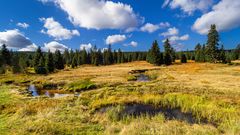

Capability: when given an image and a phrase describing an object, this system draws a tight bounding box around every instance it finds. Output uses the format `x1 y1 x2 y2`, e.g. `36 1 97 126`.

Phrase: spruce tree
233 44 240 60
45 51 55 73
1 44 11 66
81 48 88 64
103 45 113 65
219 45 226 63
19 56 27 73
164 39 172 65
181 54 187 63
147 40 162 65
117 49 122 63
36 57 47 74
63 49 70 66
54 50 64 70
195 43 202 62
206 24 220 63
12 54 21 73
71 54 78 68
33 46 44 73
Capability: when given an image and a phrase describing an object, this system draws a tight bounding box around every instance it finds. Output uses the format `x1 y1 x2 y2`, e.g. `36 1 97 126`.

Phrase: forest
1 24 240 75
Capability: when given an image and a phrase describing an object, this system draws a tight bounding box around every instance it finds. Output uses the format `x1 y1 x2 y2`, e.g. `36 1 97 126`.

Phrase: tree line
0 24 240 74
0 44 147 74
146 24 240 66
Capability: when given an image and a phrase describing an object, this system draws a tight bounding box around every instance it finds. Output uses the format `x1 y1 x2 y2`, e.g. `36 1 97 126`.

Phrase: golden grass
1 61 240 134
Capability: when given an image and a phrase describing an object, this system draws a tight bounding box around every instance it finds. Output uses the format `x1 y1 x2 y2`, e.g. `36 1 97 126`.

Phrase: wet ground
137 74 150 82
28 85 79 98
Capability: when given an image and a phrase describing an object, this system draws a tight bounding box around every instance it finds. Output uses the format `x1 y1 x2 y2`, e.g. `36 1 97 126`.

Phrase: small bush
67 80 97 92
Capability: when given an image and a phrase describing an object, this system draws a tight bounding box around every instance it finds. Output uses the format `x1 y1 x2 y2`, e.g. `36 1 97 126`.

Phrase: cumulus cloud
17 22 29 29
39 0 141 30
40 17 80 40
161 27 179 37
140 22 170 33
0 29 33 49
106 34 127 45
80 43 93 51
161 27 189 45
193 0 240 34
43 41 69 52
168 34 189 41
124 41 138 47
163 0 213 15
18 44 38 52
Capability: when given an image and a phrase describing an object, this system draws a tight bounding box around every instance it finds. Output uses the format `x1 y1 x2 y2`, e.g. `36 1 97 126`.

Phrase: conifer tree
19 56 27 73
181 54 187 63
71 54 78 68
233 44 240 60
1 44 11 66
54 50 64 70
45 51 55 73
195 43 202 62
164 39 172 65
103 45 113 65
33 46 44 73
147 40 162 65
219 45 226 63
63 49 70 66
12 54 21 73
117 49 122 63
93 49 102 66
81 48 88 64
206 24 220 63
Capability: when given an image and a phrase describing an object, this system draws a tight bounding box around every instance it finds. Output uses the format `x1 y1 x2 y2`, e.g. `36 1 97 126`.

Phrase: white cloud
161 27 179 37
18 44 38 52
40 17 80 40
124 41 138 47
80 43 92 51
106 34 127 45
193 0 240 34
17 22 29 29
169 34 189 41
43 41 69 52
40 0 141 30
161 27 189 47
140 22 170 33
0 29 33 49
163 0 213 15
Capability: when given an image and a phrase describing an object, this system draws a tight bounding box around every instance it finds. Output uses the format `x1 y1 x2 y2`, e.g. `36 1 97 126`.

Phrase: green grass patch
127 75 137 81
66 80 97 92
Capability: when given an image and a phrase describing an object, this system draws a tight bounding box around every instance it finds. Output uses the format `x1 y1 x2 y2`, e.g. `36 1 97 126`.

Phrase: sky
0 0 240 52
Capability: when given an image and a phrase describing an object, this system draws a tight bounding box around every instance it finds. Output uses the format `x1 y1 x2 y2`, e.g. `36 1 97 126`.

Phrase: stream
28 85 79 98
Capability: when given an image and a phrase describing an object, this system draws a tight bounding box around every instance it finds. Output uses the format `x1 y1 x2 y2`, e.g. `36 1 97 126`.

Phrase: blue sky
0 0 240 52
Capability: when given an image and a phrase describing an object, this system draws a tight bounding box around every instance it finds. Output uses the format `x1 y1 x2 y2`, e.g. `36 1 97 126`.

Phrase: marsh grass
1 62 240 134
65 79 97 92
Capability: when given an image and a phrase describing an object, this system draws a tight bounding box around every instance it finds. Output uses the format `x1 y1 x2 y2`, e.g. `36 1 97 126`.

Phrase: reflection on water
28 85 79 98
137 74 150 82
28 85 39 97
